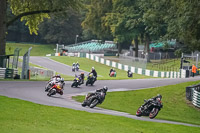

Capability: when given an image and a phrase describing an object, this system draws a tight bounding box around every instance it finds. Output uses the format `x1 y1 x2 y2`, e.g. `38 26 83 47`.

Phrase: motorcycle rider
80 72 85 84
76 61 80 67
81 86 108 107
72 63 76 71
91 67 97 81
141 94 162 109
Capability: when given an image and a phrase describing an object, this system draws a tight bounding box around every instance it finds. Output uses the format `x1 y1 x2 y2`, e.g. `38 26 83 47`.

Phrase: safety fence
186 84 200 108
86 53 186 78
0 68 18 79
29 67 55 80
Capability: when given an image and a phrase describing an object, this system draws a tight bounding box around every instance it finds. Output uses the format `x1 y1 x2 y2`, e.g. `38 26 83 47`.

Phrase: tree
0 0 82 57
39 11 82 45
82 0 113 41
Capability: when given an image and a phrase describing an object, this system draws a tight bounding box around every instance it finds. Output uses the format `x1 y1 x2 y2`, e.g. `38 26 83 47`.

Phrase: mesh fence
29 67 54 80
104 55 147 69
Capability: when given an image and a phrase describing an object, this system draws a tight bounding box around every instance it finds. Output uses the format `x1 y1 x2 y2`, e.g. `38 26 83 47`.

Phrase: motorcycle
86 73 96 86
45 78 58 92
82 91 106 108
71 76 82 87
76 65 79 71
47 82 64 96
72 66 75 72
136 98 163 119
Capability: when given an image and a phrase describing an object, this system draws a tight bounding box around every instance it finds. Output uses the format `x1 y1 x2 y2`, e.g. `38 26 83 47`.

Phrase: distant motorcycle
86 73 96 86
76 65 79 71
136 98 163 119
72 66 75 72
71 76 82 87
47 82 64 96
82 91 106 108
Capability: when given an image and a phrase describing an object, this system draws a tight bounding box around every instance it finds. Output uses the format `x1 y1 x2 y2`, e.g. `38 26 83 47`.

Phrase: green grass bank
73 80 200 125
0 96 199 133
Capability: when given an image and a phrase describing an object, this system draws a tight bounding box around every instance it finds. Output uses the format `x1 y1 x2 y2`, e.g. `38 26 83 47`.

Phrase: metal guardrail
186 84 200 108
0 68 18 79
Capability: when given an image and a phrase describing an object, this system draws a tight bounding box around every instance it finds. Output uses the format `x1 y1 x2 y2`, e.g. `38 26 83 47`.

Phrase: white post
196 54 199 67
56 44 58 53
75 35 79 45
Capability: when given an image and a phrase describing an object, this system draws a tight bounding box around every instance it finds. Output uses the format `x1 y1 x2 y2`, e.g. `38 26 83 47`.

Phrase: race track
0 56 200 127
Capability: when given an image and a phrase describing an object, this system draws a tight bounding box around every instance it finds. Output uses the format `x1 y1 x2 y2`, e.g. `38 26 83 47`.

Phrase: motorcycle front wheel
71 82 76 87
89 99 99 108
86 80 89 86
149 108 159 119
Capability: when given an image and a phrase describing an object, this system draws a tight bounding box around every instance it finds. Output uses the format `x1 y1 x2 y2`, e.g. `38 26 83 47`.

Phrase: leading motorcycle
47 82 64 96
136 98 163 119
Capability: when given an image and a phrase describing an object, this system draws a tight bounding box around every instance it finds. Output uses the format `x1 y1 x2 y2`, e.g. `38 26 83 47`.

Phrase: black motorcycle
86 73 96 86
71 76 82 87
136 98 163 119
82 92 106 108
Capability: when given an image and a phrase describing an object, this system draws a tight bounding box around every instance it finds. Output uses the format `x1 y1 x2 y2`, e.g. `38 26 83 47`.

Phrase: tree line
1 0 200 58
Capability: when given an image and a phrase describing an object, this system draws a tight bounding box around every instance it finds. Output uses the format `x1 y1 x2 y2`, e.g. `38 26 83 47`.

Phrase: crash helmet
60 78 64 83
103 86 108 92
56 74 61 77
92 67 95 70
81 72 84 75
57 78 61 82
157 94 162 100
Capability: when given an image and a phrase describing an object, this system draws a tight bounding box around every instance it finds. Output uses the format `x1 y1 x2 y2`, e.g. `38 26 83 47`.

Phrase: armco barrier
86 53 186 78
186 84 200 108
0 68 6 79
0 68 18 79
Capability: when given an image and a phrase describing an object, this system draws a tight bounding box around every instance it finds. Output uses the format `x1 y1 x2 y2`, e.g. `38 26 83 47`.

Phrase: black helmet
60 78 64 83
103 86 108 92
157 94 162 99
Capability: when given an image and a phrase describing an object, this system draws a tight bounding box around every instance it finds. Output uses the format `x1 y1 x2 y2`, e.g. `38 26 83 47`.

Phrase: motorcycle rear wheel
136 107 142 117
149 108 159 119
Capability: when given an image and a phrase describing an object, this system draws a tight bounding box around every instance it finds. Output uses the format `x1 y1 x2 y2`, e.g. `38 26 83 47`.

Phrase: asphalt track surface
29 56 91 76
0 56 200 127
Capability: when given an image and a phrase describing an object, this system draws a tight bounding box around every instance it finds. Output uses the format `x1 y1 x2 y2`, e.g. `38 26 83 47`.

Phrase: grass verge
73 80 200 125
0 96 199 133
6 42 55 56
50 56 152 80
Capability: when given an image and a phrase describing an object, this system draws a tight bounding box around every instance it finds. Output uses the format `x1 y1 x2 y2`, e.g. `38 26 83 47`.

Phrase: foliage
81 0 113 41
8 0 82 35
39 11 82 44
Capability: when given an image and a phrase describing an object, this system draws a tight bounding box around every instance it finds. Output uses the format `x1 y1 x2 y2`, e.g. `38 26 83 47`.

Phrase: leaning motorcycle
72 66 75 72
136 98 163 119
71 76 82 87
76 65 79 71
45 78 58 92
86 73 96 86
82 91 105 108
47 82 64 96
